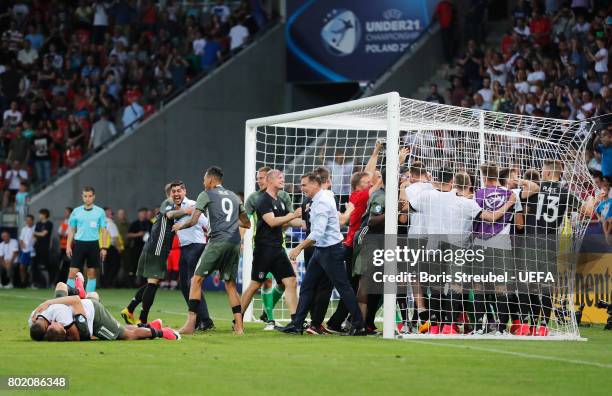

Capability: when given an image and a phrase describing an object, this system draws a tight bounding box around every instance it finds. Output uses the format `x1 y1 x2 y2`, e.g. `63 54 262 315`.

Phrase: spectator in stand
3 160 28 209
595 178 612 242
17 39 38 68
586 37 608 78
2 21 23 53
31 126 52 184
18 214 35 288
514 17 531 38
15 181 29 225
457 39 484 91
425 83 445 104
449 76 467 106
3 101 22 129
529 9 552 47
92 1 112 45
89 110 117 151
33 208 53 289
25 24 45 51
122 97 144 133
594 128 612 178
200 33 222 72
0 1 265 191
0 230 19 289
66 115 85 151
229 17 249 51
167 50 190 90
477 76 493 106
472 93 491 110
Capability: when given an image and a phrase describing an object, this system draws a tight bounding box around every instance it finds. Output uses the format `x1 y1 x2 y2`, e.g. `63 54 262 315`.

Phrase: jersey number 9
222 198 233 222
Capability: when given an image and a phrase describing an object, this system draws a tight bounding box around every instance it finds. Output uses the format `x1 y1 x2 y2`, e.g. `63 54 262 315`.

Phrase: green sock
261 287 274 321
395 310 402 324
55 290 68 298
271 285 284 308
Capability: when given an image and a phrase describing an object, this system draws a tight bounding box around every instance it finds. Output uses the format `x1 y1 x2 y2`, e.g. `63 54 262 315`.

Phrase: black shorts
252 246 295 283
71 241 100 270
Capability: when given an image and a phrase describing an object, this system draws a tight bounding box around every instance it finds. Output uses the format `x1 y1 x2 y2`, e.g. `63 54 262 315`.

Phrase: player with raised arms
173 166 250 335
326 141 382 333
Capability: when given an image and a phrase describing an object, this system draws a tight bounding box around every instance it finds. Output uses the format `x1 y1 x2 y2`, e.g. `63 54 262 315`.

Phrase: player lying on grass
29 280 180 341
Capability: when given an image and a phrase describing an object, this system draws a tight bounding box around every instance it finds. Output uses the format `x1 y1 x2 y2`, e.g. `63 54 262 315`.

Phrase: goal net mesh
244 96 598 340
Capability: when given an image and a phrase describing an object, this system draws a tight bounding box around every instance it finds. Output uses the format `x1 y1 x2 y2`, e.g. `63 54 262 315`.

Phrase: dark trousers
32 248 50 288
101 246 121 288
305 246 333 327
327 246 358 328
57 249 70 285
179 243 211 323
292 243 363 329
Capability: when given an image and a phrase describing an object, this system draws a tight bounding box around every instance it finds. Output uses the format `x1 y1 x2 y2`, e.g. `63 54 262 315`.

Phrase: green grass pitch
1 288 611 396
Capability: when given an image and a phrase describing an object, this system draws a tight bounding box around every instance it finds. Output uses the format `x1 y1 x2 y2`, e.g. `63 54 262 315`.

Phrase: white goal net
243 92 599 340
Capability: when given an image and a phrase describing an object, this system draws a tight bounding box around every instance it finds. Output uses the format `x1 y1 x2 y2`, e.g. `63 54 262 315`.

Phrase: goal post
243 92 598 341
243 92 400 336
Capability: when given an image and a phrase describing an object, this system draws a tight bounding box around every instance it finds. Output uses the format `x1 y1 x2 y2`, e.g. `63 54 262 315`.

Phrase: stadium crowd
429 0 612 189
0 0 267 201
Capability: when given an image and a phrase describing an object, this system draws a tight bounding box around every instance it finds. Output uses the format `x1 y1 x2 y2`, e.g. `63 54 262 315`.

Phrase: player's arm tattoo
238 212 251 229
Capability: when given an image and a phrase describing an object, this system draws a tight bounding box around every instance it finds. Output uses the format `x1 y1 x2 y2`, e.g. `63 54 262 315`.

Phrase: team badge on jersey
484 192 506 209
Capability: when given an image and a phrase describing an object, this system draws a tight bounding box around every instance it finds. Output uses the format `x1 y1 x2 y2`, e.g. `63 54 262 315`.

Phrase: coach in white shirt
0 231 19 288
165 181 213 330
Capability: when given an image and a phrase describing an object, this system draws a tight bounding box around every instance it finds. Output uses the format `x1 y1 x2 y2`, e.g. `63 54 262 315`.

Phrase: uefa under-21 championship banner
286 0 441 82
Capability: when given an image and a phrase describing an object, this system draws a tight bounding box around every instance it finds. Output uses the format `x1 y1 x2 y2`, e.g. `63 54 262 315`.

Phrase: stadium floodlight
244 92 597 341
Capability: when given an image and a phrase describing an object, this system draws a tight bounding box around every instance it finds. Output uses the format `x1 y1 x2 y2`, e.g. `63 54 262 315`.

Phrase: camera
555 299 584 326
595 300 612 330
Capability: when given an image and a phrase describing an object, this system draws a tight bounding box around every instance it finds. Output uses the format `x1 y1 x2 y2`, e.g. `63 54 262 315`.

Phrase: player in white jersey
399 161 434 330
29 281 180 341
408 171 517 334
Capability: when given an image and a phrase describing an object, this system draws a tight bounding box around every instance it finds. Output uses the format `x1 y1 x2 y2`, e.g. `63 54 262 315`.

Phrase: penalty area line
406 340 612 369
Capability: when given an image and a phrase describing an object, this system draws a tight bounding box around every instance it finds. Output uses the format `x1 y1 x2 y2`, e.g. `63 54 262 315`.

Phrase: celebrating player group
27 137 605 341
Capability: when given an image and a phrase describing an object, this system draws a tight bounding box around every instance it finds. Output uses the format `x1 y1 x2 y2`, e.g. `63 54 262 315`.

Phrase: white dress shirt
176 198 209 246
308 190 343 247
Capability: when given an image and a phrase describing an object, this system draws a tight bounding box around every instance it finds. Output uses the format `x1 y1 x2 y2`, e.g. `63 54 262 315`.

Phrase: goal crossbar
244 92 595 341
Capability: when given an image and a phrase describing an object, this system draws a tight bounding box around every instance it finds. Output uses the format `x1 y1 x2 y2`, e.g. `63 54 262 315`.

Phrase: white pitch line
407 340 612 369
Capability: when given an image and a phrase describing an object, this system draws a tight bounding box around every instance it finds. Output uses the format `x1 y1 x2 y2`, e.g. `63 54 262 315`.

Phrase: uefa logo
321 9 361 56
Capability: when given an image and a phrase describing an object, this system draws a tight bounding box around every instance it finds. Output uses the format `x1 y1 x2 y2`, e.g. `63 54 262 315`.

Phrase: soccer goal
243 92 598 340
